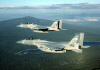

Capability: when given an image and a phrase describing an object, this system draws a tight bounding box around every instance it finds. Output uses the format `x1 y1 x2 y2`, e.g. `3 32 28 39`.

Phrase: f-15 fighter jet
16 19 66 33
16 33 90 53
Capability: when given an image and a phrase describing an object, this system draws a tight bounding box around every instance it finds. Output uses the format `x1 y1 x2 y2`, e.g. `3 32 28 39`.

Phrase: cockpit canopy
25 22 29 24
27 38 34 40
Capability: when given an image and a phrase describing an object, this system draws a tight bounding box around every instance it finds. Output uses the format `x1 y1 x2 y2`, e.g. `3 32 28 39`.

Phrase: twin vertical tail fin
64 33 84 53
50 19 62 30
79 33 84 49
77 33 90 50
57 20 62 29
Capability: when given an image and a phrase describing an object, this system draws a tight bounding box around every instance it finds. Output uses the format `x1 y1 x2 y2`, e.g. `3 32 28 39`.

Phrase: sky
0 0 100 21
0 0 100 6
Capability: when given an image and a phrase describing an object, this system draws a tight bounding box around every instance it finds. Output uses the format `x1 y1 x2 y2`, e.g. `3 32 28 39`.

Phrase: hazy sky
0 0 100 6
0 0 100 21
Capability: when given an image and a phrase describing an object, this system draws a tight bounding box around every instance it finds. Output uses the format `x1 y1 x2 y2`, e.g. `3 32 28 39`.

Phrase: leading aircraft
16 19 66 33
16 33 90 53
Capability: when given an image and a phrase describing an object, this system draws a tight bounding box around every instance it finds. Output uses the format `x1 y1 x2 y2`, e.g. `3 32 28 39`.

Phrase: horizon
0 0 100 13
0 0 100 22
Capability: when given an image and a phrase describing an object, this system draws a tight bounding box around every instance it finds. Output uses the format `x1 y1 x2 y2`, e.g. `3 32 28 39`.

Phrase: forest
0 17 100 70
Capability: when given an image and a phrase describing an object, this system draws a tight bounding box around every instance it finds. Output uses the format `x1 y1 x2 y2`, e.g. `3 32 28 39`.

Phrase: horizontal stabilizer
61 29 67 30
71 49 83 53
33 30 48 33
82 46 90 48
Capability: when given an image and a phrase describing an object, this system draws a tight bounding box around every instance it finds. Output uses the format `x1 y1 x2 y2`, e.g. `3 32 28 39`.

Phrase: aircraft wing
44 42 65 50
27 25 49 29
27 41 65 50
34 25 49 29
29 42 67 53
71 49 82 53
16 40 65 51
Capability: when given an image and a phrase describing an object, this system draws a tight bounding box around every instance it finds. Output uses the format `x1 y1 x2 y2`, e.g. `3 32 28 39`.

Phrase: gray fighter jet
16 19 66 33
16 33 90 53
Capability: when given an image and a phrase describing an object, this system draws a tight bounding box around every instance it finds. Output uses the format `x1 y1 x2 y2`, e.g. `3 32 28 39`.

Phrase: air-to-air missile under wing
16 19 66 33
16 33 90 53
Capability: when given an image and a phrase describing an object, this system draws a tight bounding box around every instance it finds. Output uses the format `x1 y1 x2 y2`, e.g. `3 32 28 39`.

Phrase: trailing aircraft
16 19 66 33
16 33 90 53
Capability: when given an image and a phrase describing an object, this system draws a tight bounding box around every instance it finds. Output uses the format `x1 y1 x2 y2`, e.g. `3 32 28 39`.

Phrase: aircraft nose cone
16 25 20 27
16 41 22 44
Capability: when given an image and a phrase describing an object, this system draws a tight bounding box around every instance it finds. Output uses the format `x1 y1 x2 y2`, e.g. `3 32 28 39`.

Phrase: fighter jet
16 19 66 33
16 33 90 53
